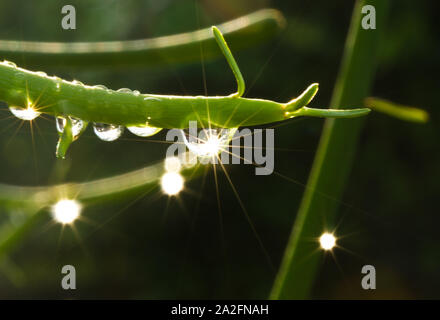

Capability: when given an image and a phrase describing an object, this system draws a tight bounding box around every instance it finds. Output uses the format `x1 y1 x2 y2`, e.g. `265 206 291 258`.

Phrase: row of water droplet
8 102 236 157
3 59 165 141
1 60 140 95
8 105 162 141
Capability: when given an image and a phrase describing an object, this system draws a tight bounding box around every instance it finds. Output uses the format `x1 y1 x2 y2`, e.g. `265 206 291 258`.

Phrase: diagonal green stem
0 208 46 258
0 157 203 260
0 158 201 207
270 0 389 299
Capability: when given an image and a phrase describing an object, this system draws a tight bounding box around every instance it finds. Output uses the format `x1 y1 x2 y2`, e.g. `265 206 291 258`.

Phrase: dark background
0 0 438 299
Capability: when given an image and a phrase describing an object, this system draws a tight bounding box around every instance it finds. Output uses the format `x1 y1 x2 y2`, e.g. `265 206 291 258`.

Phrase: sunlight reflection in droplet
319 232 336 250
161 172 184 196
9 105 40 121
52 199 81 224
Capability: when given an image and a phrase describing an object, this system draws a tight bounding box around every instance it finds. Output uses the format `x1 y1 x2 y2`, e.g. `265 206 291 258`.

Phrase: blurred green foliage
0 0 438 299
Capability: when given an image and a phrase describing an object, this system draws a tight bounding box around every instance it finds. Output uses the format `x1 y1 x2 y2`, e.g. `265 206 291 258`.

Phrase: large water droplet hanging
56 116 85 138
127 125 162 137
9 105 41 121
93 123 124 141
181 127 237 158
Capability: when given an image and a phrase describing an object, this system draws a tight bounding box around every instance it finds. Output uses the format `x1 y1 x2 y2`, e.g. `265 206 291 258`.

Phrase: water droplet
133 90 140 96
182 127 236 158
182 128 237 158
127 125 162 137
52 199 81 224
35 71 48 77
72 80 84 86
117 88 132 93
9 105 40 120
93 85 108 90
144 97 160 102
56 116 85 137
93 123 124 141
4 61 16 68
161 172 184 195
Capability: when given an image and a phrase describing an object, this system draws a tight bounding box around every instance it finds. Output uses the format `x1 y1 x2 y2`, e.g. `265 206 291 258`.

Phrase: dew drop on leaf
93 85 108 90
56 116 85 137
9 105 41 120
35 71 47 77
72 80 84 86
93 123 124 141
117 88 132 93
127 125 162 137
4 61 17 68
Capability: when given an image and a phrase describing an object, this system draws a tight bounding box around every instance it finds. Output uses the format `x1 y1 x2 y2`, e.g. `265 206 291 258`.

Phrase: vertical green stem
0 209 46 257
270 0 389 299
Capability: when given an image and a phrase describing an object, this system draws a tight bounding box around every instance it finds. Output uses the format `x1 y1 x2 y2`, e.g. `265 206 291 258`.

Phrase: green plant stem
0 158 203 258
55 116 73 159
0 9 285 69
0 20 369 132
364 97 429 123
0 61 369 129
212 26 245 97
0 158 201 207
270 0 389 299
0 208 46 257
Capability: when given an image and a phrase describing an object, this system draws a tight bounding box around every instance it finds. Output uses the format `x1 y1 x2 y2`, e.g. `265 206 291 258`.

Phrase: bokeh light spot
161 172 184 195
52 199 81 224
